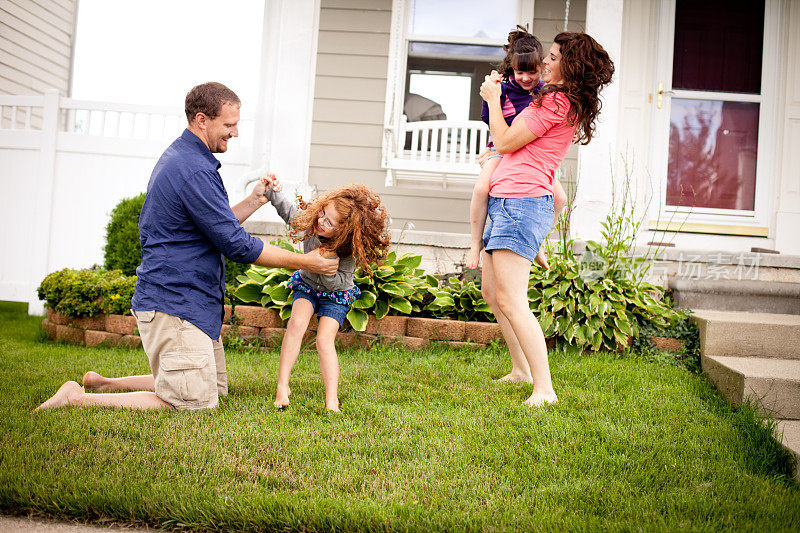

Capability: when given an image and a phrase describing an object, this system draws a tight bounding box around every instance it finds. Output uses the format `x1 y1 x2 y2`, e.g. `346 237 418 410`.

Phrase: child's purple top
481 77 546 146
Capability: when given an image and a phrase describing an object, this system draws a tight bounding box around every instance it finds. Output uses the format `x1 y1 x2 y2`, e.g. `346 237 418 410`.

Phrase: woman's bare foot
82 371 108 392
497 371 534 384
274 383 291 408
35 381 84 411
326 400 340 412
465 244 483 270
524 390 558 407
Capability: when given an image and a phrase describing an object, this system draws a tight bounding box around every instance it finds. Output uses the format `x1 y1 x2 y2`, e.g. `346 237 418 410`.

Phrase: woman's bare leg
82 372 154 392
274 298 315 408
491 249 558 406
316 317 341 412
481 251 533 383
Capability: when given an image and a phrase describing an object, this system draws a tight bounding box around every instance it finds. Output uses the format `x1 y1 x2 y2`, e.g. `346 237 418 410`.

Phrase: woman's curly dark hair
497 26 544 81
534 32 614 144
288 184 391 275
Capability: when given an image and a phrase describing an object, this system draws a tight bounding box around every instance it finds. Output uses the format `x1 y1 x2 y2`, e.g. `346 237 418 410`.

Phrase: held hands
251 173 281 205
306 248 339 276
479 70 502 103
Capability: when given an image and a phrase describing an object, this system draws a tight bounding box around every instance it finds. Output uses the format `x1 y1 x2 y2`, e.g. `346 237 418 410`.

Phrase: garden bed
41 305 506 350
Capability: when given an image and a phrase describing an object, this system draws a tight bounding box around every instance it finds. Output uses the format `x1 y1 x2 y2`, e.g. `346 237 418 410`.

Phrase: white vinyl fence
0 90 255 314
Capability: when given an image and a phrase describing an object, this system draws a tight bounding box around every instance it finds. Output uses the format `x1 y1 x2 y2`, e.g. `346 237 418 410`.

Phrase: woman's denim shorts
483 195 554 263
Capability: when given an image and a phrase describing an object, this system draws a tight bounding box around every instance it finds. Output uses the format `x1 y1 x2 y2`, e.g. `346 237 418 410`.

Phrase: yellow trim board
648 221 769 237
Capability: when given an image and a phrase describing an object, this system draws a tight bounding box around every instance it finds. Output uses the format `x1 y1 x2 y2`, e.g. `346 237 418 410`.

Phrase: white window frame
382 0 534 189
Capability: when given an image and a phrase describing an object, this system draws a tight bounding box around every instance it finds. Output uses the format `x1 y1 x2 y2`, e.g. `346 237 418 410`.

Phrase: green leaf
233 282 263 303
346 308 369 331
374 299 389 319
375 266 395 278
245 270 266 284
268 285 292 304
381 283 405 297
352 290 377 309
397 254 422 269
388 297 412 314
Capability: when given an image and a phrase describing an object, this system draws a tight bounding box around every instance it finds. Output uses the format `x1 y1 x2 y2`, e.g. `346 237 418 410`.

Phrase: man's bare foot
524 390 558 407
274 383 291 409
465 245 482 270
326 400 340 412
82 371 108 392
35 381 84 411
497 371 534 384
534 248 550 270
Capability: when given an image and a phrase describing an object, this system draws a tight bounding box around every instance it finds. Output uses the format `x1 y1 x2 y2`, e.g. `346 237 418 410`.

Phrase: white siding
0 0 76 96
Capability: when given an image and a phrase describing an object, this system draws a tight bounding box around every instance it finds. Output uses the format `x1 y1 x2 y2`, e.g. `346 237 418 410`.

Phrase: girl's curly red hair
288 184 391 275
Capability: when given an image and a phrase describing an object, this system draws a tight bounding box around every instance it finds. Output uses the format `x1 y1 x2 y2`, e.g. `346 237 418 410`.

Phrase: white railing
0 93 254 141
384 116 490 189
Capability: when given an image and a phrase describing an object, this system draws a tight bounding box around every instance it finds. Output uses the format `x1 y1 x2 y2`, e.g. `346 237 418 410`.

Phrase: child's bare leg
467 155 502 270
82 372 154 392
533 178 569 270
274 298 315 408
316 317 341 412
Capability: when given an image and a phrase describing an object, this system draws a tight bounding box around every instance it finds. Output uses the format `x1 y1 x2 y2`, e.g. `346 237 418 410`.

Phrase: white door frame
647 0 782 237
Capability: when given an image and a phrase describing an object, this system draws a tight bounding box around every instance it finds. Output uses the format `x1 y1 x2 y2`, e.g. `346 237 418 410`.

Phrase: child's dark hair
497 26 544 81
289 184 391 275
533 32 614 145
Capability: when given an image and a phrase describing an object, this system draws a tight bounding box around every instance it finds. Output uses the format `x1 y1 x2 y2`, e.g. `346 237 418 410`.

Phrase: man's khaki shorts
132 310 227 410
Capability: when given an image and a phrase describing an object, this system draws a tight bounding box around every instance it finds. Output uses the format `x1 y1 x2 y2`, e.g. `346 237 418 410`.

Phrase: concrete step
703 355 800 419
692 310 800 360
669 279 800 315
774 420 800 481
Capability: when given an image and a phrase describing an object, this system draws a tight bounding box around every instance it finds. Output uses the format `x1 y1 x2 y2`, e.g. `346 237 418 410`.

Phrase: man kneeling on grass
36 82 339 412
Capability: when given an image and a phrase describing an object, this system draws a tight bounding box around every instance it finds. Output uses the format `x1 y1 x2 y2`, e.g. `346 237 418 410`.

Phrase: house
1 0 799 315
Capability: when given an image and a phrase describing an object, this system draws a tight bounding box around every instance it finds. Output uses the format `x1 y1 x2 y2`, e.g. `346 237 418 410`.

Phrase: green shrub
104 193 146 276
37 268 136 317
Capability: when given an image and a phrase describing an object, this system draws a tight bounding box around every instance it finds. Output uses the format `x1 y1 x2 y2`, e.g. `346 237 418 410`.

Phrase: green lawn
1 303 798 531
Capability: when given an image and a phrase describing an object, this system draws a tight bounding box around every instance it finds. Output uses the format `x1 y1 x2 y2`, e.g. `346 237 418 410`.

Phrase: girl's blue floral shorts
287 271 360 326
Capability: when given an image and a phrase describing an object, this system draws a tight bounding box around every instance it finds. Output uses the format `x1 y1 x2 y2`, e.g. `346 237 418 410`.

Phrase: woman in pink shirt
478 32 614 406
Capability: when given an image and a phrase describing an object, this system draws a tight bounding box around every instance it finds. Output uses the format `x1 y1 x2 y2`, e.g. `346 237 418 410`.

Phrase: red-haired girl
263 178 391 411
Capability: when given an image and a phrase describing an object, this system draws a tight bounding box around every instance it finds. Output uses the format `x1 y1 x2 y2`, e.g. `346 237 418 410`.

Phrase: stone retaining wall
41 306 504 350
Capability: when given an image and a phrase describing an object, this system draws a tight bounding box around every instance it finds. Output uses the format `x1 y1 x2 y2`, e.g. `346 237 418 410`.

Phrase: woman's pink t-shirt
489 92 576 198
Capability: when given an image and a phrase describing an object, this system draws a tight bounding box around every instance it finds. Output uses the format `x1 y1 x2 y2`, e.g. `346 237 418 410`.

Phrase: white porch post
570 0 625 242
28 89 60 315
247 0 320 216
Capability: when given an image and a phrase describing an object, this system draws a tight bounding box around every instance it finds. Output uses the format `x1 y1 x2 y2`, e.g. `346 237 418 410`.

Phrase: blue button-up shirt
132 129 264 339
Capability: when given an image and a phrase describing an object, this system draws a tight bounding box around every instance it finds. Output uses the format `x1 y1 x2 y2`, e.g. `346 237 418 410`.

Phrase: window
383 0 532 188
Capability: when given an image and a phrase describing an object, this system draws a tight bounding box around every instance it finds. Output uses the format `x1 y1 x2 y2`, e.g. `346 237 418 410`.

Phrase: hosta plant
528 255 679 351
347 251 437 331
232 244 436 332
232 240 300 321
425 277 494 322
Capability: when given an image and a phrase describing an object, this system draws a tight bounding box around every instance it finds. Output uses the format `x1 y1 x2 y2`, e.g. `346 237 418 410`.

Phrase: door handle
657 81 675 109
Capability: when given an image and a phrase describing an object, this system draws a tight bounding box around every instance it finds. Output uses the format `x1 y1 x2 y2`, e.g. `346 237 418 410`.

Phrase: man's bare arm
253 245 339 276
